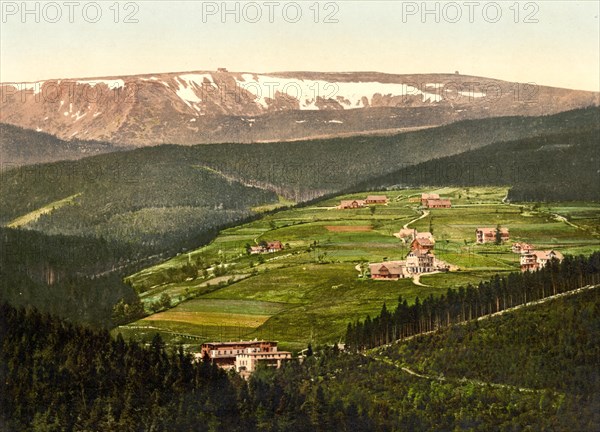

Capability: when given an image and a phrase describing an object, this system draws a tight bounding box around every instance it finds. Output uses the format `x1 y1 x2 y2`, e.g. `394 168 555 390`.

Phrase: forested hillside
191 107 600 200
1 107 597 258
352 126 600 201
0 123 126 167
386 286 600 397
3 274 599 431
378 286 600 430
0 228 142 326
0 150 277 254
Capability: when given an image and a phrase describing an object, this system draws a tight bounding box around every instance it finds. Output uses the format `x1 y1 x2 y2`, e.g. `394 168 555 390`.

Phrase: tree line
0 302 392 431
345 252 600 350
4 250 600 432
0 303 245 431
349 124 600 203
4 299 594 431
384 286 600 398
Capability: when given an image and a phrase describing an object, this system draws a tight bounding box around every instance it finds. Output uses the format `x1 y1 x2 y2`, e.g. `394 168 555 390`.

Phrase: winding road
364 284 599 395
403 210 430 230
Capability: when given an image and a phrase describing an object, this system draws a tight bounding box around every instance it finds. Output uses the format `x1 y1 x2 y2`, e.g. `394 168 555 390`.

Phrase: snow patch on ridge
173 74 215 108
73 111 86 121
458 90 486 98
234 74 446 110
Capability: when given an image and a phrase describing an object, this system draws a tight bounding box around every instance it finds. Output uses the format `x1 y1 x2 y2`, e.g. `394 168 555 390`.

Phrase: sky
1 1 599 91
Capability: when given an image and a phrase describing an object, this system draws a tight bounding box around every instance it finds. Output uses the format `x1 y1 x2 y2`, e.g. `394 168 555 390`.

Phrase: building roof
267 241 283 249
426 199 451 206
413 237 434 247
366 195 388 201
415 231 434 240
339 199 365 207
396 228 416 237
421 193 440 199
202 340 277 348
513 242 533 249
533 250 564 261
369 261 405 275
407 249 434 258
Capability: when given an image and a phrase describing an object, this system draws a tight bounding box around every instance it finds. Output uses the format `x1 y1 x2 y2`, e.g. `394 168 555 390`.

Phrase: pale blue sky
1 1 598 91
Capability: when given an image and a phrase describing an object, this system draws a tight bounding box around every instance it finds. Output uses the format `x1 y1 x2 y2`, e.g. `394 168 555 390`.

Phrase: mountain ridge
2 70 598 146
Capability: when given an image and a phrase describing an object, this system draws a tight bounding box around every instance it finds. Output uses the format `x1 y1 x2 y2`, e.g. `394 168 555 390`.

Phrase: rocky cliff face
1 70 598 146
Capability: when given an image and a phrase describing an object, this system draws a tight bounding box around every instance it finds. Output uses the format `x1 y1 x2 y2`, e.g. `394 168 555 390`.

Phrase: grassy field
114 187 600 352
7 193 82 228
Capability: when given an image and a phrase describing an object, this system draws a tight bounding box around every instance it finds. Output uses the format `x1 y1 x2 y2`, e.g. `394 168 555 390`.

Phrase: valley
2 4 599 429
115 186 600 351
2 108 598 333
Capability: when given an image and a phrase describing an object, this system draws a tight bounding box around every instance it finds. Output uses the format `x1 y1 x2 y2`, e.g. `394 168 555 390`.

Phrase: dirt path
363 284 600 394
369 284 599 349
411 274 428 287
367 353 546 395
265 253 292 262
403 210 430 230
551 213 583 230
411 275 426 286
411 271 442 287
502 195 588 234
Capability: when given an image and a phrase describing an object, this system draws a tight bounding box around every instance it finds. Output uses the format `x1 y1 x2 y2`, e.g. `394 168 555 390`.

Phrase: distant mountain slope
1 107 597 256
350 112 600 201
1 70 597 145
0 123 128 167
173 107 600 200
0 108 600 260
0 151 276 254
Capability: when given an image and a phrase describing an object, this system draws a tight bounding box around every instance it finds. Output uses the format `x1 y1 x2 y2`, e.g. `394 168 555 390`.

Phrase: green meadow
115 187 600 352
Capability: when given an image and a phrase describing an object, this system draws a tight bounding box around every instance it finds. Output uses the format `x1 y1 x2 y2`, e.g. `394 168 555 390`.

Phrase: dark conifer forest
345 252 600 350
2 253 600 431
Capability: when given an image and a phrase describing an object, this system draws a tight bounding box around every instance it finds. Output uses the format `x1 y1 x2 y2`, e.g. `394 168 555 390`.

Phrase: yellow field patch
7 193 82 228
143 311 271 328
325 225 373 232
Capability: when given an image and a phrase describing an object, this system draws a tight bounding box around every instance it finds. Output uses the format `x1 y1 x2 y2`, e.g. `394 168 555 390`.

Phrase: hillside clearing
6 193 82 228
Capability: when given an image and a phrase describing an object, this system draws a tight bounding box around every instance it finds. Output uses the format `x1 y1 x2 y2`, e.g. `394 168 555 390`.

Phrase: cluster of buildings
512 242 564 272
338 195 388 209
369 229 450 279
195 340 292 377
249 241 284 254
409 193 452 209
340 192 451 210
475 227 510 244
